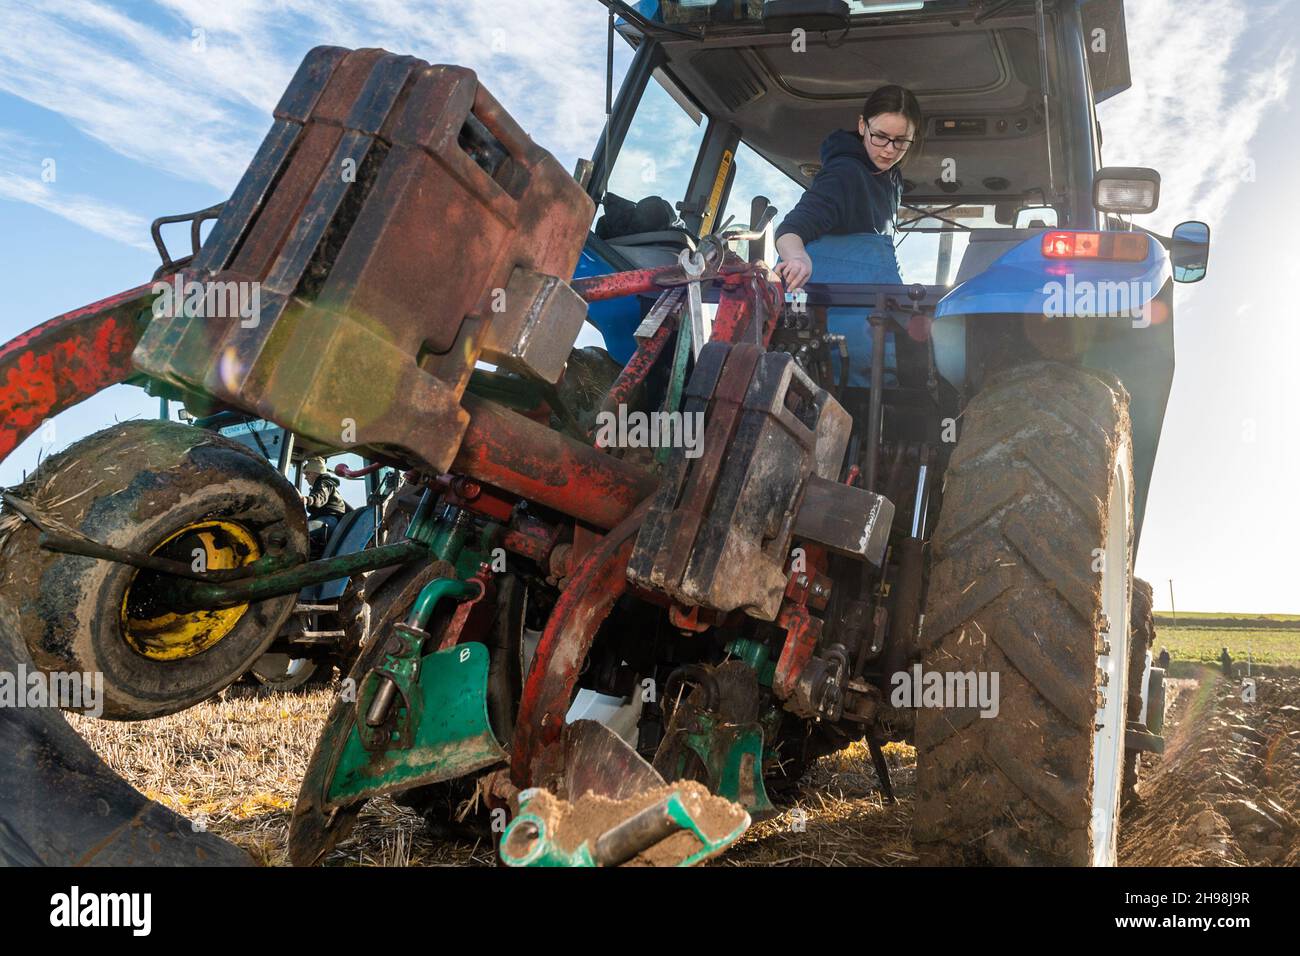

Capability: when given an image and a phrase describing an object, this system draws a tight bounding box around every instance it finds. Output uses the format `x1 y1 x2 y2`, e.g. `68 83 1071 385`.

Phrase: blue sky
1 0 1297 612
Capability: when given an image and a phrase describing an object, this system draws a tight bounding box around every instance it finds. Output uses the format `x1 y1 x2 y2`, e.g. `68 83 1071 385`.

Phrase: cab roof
615 0 1130 206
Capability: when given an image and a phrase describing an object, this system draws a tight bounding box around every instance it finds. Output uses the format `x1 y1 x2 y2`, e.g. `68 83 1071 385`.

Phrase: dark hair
861 85 924 168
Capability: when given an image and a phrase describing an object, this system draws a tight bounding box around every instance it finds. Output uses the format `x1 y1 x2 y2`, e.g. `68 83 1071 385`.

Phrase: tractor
0 0 1209 867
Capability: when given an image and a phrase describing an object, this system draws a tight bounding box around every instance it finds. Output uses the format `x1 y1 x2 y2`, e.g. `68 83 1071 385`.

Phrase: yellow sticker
701 149 734 235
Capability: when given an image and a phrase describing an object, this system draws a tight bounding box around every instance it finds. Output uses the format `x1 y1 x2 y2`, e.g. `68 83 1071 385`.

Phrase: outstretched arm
772 161 850 291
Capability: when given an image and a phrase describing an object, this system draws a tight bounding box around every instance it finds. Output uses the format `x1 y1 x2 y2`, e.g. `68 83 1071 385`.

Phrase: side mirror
1094 166 1161 215
1170 220 1210 283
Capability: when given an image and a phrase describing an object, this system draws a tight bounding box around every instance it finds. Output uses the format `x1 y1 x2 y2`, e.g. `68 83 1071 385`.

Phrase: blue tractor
559 0 1207 865
0 0 1210 867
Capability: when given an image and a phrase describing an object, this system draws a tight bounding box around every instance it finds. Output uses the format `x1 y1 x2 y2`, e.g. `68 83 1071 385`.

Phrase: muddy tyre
1145 667 1166 735
913 362 1134 865
0 420 307 720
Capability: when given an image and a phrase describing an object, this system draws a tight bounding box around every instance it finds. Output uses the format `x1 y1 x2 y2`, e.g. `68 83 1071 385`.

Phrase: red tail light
1042 231 1149 261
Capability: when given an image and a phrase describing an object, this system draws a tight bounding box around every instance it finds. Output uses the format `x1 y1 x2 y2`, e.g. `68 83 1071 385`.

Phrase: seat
605 229 697 269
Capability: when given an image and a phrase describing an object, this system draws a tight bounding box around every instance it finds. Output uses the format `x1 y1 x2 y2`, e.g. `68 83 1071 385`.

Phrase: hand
775 253 812 291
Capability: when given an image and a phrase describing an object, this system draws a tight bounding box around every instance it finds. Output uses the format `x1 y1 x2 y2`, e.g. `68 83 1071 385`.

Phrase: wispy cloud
1097 0 1295 233
0 0 618 195
0 131 151 249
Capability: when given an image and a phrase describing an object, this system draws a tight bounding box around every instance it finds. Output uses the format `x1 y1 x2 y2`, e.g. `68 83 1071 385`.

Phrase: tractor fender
931 231 1172 387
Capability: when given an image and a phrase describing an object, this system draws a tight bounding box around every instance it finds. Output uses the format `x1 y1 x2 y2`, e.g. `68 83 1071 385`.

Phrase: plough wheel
0 419 307 720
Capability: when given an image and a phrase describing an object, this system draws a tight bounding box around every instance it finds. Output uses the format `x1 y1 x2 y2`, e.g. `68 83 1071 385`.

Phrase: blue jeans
801 233 902 389
307 513 340 557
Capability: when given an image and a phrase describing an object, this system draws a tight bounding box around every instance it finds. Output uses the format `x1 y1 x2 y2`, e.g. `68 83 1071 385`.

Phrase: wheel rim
1091 447 1132 866
120 520 259 660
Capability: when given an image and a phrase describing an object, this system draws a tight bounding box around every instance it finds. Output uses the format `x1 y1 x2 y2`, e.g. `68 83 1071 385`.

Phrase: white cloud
1098 0 1295 233
0 173 153 249
0 0 621 197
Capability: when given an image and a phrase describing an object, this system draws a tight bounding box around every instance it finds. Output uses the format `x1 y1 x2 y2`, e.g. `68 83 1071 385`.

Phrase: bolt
795 574 809 589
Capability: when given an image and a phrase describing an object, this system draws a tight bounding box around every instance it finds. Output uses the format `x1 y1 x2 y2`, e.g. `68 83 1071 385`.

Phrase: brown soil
720 741 918 866
1119 667 1300 866
523 780 748 866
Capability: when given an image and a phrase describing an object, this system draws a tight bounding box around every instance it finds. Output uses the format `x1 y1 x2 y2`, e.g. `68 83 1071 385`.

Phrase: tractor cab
582 0 1210 539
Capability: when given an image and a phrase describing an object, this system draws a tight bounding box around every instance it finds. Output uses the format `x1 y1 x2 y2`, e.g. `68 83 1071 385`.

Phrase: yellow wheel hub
121 520 260 661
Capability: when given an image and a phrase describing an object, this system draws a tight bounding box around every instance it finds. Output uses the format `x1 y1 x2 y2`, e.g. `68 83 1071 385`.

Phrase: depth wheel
0 420 307 720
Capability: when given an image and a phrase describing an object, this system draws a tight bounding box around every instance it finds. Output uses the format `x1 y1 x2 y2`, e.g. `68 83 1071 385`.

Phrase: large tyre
913 362 1134 865
0 420 307 720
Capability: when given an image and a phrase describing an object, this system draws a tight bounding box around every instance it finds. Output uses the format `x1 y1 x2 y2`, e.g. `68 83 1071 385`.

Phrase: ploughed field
66 616 1299 867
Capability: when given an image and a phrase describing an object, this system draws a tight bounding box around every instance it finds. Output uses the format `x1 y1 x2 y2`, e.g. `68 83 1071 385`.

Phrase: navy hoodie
775 129 904 245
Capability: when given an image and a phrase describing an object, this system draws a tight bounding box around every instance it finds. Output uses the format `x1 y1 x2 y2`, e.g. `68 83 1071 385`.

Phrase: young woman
773 85 923 388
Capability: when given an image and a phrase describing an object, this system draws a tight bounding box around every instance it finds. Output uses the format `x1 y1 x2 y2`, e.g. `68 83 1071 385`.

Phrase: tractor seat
596 192 694 269
605 229 697 268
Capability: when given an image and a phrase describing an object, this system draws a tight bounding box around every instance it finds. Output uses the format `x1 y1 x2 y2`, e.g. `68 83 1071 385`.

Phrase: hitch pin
366 678 399 727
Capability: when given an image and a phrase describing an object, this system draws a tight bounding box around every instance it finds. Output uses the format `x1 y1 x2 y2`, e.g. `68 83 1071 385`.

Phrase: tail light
1042 231 1149 261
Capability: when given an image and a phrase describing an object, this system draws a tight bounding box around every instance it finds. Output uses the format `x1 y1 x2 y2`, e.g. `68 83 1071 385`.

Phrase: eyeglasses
865 123 914 152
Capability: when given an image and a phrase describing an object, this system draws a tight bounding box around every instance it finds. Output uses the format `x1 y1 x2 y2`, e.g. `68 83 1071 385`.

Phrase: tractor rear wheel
913 362 1134 865
0 420 307 720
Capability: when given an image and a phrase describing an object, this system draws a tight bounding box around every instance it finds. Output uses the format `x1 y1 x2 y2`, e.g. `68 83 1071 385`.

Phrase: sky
0 0 1296 612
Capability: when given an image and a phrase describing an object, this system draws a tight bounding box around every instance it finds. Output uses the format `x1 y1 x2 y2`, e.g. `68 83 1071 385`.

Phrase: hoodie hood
821 129 879 170
775 129 904 246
